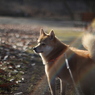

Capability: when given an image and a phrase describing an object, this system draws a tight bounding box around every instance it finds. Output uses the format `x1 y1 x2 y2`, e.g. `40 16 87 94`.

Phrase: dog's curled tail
82 33 95 61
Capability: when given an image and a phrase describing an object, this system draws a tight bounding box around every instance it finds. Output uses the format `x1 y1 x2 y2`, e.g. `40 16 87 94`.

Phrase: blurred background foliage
0 0 95 21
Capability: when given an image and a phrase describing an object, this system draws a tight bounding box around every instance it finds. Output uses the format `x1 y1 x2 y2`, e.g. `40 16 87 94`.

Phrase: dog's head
33 29 55 56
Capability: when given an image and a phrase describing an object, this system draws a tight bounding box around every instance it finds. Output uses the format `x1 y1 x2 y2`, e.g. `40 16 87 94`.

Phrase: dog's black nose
33 47 36 51
33 47 38 53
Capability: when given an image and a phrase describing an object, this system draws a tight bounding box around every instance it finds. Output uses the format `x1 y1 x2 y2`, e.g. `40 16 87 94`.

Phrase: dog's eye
41 43 46 46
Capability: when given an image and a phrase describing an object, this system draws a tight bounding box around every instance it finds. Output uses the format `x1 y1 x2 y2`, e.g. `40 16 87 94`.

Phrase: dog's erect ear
49 30 55 40
40 29 46 36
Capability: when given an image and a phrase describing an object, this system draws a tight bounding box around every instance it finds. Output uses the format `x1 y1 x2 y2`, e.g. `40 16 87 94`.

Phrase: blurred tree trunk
63 0 74 20
83 0 95 12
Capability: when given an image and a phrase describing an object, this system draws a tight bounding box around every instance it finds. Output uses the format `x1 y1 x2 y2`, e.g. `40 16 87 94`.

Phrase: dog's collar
47 51 64 63
48 57 58 63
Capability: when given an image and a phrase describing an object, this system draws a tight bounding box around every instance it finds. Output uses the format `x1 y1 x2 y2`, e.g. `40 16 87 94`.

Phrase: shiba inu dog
33 29 95 95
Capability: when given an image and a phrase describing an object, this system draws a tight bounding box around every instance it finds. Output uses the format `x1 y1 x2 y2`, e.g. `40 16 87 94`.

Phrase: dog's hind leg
60 79 66 95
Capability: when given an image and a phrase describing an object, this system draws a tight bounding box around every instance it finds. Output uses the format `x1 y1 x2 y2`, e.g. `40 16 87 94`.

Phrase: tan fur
33 29 95 95
82 33 95 61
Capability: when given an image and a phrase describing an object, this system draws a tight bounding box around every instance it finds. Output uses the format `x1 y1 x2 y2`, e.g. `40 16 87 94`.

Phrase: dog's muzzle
33 47 43 53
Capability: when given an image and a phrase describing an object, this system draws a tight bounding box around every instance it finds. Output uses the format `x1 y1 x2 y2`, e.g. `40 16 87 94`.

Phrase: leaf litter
0 25 45 95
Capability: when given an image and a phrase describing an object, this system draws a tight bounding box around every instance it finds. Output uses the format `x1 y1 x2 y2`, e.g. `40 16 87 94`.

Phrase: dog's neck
40 38 68 65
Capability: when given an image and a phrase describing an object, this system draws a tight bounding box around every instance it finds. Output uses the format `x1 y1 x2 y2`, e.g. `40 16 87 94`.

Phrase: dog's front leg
48 77 56 95
45 65 56 95
60 79 66 95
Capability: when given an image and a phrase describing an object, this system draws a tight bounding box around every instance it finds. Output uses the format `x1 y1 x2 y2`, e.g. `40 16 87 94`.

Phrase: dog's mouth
34 50 43 54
